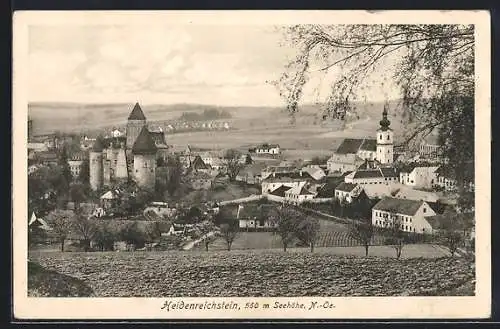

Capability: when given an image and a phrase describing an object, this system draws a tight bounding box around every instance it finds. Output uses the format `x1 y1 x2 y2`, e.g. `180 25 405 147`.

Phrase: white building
372 197 437 234
284 183 316 205
394 186 440 203
251 143 280 155
334 182 363 203
344 167 399 186
261 177 307 195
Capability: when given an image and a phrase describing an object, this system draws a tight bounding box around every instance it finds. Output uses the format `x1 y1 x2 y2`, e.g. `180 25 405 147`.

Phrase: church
89 103 168 192
327 105 395 175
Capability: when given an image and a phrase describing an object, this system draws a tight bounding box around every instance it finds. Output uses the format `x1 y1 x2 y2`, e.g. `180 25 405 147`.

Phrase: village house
399 164 440 189
327 147 369 175
27 142 49 153
236 162 267 184
261 176 308 195
434 163 475 192
372 197 437 234
99 189 122 210
394 186 440 203
187 171 217 190
344 167 400 186
284 183 316 205
249 143 281 155
237 204 278 230
334 182 363 203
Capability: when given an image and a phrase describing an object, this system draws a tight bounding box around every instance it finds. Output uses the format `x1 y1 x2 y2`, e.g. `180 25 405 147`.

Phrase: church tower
376 104 394 164
132 126 157 191
89 138 104 191
126 102 147 149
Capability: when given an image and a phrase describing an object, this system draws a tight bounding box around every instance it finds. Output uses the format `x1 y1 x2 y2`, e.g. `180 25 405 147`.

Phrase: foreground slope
29 249 474 297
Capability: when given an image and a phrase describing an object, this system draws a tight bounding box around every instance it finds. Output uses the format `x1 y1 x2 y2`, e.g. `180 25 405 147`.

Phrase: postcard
13 10 491 320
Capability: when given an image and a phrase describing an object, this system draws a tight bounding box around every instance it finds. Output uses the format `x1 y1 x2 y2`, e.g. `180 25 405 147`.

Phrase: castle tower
132 126 157 191
376 104 394 164
89 138 104 191
126 102 147 149
115 142 129 181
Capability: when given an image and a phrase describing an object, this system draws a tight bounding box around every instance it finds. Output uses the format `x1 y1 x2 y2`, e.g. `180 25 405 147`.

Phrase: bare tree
439 212 466 257
296 217 321 252
273 205 301 251
223 149 244 182
220 222 239 251
388 211 405 259
196 220 218 251
349 220 374 256
72 210 97 251
45 209 73 252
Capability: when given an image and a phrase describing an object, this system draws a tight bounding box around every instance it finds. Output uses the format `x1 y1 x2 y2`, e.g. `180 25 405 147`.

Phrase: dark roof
36 151 58 161
103 136 127 149
353 169 383 179
191 156 209 170
359 139 377 151
372 197 425 216
255 143 280 149
316 177 344 197
91 138 105 152
336 138 365 154
132 127 157 154
128 102 147 121
149 131 167 146
269 185 292 197
357 159 381 170
335 182 359 193
380 167 399 177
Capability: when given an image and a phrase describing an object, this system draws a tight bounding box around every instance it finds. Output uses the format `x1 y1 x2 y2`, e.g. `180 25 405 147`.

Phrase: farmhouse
372 197 437 234
249 143 280 155
434 163 475 192
236 162 267 184
237 204 278 230
344 167 399 186
419 133 442 159
334 182 363 203
284 183 316 205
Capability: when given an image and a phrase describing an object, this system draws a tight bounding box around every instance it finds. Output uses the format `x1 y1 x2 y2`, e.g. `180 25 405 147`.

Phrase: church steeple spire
379 103 391 131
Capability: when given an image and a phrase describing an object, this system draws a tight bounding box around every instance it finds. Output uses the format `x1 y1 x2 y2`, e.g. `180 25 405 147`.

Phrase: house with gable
372 197 437 234
284 183 316 205
334 182 363 203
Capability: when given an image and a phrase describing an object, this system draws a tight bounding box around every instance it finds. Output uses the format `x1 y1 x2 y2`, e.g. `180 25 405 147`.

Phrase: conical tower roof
128 102 147 121
132 126 157 155
91 137 105 152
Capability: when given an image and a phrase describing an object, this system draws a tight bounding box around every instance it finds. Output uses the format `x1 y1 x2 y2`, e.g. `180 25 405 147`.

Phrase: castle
89 103 168 192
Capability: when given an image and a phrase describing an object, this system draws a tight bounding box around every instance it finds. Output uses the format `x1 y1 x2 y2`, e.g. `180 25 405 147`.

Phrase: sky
28 24 400 106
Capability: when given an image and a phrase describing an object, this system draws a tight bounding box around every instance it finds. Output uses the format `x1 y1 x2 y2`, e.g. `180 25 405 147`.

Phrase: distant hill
28 99 405 136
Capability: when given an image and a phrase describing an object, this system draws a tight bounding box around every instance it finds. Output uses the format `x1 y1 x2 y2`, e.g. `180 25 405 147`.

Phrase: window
423 207 426 213
379 135 382 140
387 135 390 141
